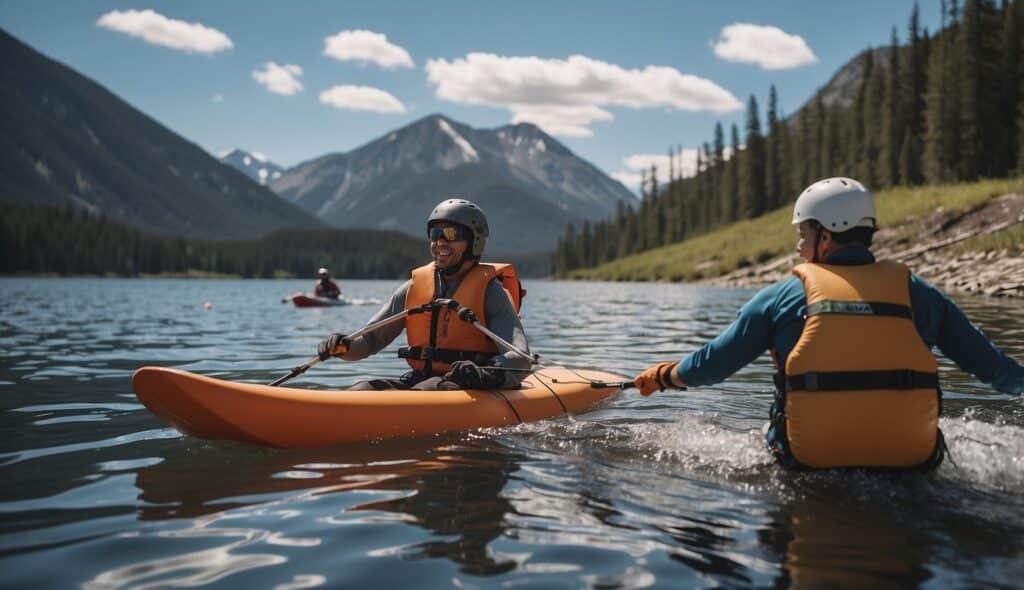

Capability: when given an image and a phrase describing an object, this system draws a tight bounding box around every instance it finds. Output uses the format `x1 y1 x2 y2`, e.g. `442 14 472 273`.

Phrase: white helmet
317 267 329 276
792 177 876 231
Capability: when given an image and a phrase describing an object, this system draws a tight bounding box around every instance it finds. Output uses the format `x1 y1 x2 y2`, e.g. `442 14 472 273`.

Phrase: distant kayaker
634 177 1024 471
317 198 531 390
314 267 342 300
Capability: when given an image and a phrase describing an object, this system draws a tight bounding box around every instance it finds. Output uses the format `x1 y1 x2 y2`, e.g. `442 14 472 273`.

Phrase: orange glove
634 361 684 396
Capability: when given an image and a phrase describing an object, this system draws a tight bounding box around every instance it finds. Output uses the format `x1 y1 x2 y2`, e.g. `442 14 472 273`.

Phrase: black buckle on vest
398 346 436 360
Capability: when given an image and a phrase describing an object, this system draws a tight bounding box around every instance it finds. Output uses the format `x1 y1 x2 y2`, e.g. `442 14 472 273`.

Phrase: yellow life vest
401 262 524 376
783 261 940 468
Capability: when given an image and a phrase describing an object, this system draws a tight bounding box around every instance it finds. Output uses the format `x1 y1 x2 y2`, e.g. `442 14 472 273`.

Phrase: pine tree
899 127 917 185
765 85 782 211
1000 0 1021 174
851 48 873 182
722 124 741 222
712 123 726 222
668 145 676 185
959 0 982 180
563 223 578 271
812 98 825 180
742 94 766 218
903 2 926 184
862 51 887 186
821 103 842 176
775 108 795 201
882 27 904 186
797 103 814 189
702 142 715 227
924 2 950 182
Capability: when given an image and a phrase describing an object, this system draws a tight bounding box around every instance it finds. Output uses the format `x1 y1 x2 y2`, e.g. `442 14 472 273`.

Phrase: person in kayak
314 267 342 299
634 177 1024 471
317 198 531 390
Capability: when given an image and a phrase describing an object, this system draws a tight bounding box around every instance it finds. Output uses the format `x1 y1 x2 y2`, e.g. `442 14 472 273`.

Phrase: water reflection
348 443 521 575
131 435 523 578
769 496 930 589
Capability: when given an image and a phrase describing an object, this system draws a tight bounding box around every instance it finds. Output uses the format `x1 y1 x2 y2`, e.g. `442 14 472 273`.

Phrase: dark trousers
347 371 454 391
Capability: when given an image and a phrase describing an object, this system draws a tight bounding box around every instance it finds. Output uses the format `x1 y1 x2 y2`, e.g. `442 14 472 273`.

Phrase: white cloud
323 29 414 69
611 171 644 190
510 104 613 138
614 151 700 192
96 9 233 54
318 85 407 113
252 62 303 95
212 93 224 103
424 53 741 138
614 146 741 192
712 23 818 70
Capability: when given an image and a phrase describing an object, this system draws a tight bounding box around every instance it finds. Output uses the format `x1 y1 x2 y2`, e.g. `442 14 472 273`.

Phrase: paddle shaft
268 308 413 386
456 306 635 390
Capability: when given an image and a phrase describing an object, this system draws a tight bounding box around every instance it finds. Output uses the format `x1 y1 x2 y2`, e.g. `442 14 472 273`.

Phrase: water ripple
2 278 1023 588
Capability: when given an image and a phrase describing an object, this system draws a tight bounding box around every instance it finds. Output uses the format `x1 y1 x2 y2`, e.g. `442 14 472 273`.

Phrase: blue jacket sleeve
676 283 780 387
910 274 1024 395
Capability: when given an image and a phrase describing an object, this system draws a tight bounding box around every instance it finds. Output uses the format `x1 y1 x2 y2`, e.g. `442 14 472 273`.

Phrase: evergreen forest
1 204 428 278
552 0 1024 274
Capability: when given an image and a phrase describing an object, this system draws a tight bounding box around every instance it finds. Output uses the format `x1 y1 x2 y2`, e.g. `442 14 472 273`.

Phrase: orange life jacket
401 262 524 376
782 261 941 468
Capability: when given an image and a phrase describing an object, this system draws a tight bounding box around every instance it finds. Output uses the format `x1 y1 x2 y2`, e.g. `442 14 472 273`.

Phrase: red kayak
288 293 348 307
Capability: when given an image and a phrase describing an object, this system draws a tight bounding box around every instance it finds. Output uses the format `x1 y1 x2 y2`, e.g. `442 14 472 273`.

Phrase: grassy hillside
565 179 1023 282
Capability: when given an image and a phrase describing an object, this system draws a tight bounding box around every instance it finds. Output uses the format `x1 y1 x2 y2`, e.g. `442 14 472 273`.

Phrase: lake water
2 277 1023 589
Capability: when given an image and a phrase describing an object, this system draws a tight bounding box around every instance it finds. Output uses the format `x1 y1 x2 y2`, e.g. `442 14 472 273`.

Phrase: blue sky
1 1 944 190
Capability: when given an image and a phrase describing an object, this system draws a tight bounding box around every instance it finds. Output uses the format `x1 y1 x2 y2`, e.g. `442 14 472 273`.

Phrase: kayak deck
131 366 625 447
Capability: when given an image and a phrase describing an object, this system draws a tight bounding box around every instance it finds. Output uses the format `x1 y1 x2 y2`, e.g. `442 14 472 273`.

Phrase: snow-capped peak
438 118 479 162
219 148 285 186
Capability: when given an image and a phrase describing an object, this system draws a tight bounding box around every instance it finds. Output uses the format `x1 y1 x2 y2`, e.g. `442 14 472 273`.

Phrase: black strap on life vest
805 300 913 319
398 346 491 365
787 369 938 392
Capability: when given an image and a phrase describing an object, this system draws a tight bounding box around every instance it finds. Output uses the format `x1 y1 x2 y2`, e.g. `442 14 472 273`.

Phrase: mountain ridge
270 113 635 253
0 29 322 239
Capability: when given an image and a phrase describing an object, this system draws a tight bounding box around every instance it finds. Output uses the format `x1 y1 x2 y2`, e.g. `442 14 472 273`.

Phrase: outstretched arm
675 283 782 388
911 275 1024 395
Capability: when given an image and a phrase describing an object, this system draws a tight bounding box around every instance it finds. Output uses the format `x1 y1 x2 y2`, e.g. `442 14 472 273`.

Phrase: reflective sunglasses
428 225 469 242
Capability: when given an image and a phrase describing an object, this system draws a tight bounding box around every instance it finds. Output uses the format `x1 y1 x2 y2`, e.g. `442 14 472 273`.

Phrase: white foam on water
627 412 774 476
505 411 1024 496
504 411 773 478
938 415 1024 491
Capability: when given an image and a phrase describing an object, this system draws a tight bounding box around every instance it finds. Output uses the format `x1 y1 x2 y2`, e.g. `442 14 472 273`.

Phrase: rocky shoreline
703 193 1024 298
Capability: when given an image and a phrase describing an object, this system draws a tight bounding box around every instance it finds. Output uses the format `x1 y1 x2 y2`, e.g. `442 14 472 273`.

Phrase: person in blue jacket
634 177 1024 470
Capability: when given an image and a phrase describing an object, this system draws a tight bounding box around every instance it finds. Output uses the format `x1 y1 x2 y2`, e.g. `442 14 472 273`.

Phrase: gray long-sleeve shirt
341 272 531 387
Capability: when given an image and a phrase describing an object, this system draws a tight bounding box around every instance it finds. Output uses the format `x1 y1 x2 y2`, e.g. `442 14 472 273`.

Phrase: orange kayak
131 366 625 447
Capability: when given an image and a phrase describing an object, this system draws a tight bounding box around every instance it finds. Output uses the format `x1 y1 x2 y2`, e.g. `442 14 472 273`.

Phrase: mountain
0 29 321 239
220 149 285 186
271 114 635 253
789 47 889 122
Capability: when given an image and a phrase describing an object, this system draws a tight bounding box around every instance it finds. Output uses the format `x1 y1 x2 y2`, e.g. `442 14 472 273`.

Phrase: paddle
269 308 412 386
453 305 635 390
268 300 459 386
